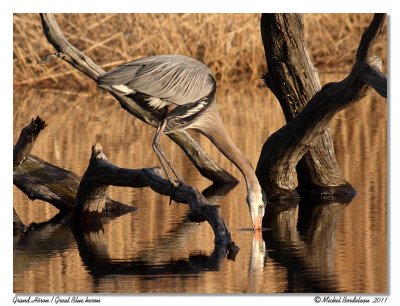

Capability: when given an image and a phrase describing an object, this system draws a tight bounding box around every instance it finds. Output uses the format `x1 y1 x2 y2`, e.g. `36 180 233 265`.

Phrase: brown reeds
13 13 386 90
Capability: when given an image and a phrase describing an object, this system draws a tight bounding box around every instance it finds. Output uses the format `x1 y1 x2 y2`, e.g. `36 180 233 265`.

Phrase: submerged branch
13 208 26 235
72 143 235 245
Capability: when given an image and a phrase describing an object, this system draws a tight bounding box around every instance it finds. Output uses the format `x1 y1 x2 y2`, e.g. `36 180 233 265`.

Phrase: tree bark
259 13 354 199
256 13 386 201
13 117 134 215
72 144 111 220
70 143 235 245
39 13 237 185
13 116 46 170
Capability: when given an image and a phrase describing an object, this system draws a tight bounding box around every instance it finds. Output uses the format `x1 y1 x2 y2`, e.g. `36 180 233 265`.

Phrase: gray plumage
97 55 215 105
96 54 265 229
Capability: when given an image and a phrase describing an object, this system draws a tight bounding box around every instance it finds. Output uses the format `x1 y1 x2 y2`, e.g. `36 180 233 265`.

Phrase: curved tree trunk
259 14 354 199
256 13 386 201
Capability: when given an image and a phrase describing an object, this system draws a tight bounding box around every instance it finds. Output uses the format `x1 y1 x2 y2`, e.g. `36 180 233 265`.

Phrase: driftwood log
13 117 236 246
256 13 386 201
14 155 135 215
71 142 235 245
13 117 134 215
39 13 237 186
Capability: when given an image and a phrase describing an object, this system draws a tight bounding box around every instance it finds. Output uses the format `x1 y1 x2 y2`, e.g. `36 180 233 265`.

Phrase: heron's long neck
204 112 261 194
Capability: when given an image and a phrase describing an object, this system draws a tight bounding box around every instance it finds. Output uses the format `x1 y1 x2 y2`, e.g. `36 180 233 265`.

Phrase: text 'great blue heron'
97 54 265 229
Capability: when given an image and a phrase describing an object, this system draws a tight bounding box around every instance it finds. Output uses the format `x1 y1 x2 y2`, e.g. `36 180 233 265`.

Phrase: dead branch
70 143 235 245
256 13 387 201
73 144 110 219
39 13 237 185
13 116 46 170
13 118 135 215
14 154 135 215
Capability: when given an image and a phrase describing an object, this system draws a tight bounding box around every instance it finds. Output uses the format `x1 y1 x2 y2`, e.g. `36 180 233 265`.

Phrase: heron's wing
97 55 215 105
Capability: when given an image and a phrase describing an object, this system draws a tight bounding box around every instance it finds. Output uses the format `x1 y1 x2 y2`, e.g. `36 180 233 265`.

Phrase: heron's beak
248 192 266 230
251 210 264 230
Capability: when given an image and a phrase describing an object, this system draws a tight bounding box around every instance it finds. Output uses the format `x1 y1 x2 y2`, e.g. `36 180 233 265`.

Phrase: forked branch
259 13 354 199
256 13 387 200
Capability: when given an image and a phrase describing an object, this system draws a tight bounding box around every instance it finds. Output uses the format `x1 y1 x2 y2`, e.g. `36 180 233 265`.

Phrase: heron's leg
152 119 184 186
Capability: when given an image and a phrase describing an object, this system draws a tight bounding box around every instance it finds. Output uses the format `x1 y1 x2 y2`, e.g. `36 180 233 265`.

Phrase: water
13 78 387 293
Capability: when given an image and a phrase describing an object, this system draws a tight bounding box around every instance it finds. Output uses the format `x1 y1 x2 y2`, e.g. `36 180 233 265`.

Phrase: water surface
13 79 387 293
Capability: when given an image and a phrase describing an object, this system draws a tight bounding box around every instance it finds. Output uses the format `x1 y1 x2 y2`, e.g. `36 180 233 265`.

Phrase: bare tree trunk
39 13 237 185
256 13 386 201
260 14 354 199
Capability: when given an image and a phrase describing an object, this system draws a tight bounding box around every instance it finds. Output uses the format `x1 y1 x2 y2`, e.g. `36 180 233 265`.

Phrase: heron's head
246 190 266 230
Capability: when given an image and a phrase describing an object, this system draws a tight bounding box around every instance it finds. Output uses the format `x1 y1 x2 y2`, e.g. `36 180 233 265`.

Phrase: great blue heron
97 54 265 229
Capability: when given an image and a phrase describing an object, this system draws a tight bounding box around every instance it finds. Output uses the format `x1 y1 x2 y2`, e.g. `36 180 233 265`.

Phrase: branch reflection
14 196 350 293
72 222 239 281
262 199 349 292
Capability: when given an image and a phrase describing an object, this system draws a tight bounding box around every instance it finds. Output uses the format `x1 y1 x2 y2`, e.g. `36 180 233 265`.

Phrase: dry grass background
13 13 386 90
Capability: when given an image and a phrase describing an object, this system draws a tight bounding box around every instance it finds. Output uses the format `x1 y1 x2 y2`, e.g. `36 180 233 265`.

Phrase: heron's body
97 54 265 229
98 55 216 132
